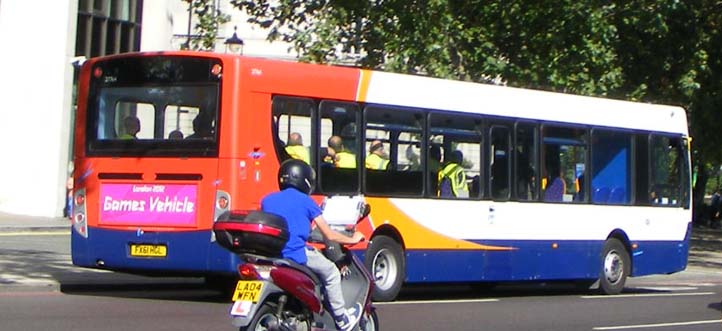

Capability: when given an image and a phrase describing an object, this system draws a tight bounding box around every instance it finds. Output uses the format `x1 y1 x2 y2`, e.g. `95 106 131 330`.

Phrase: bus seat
543 177 565 202
593 187 610 203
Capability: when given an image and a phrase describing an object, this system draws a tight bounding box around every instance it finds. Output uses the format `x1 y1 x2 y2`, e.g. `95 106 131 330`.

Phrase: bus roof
357 70 688 135
87 51 688 135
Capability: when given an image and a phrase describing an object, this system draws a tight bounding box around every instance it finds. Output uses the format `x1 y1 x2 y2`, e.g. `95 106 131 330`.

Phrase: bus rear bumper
71 227 240 276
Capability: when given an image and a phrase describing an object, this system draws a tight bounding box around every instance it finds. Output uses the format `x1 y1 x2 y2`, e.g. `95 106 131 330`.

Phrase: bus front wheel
365 235 405 302
599 238 630 295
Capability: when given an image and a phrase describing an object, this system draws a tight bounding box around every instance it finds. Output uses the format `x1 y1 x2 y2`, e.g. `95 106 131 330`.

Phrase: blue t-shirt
261 188 322 264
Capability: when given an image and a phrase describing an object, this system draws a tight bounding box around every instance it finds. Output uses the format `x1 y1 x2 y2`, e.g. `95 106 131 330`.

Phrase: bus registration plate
232 281 264 302
129 244 167 257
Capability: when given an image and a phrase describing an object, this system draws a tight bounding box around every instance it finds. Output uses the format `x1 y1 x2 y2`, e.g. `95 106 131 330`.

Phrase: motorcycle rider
261 159 365 331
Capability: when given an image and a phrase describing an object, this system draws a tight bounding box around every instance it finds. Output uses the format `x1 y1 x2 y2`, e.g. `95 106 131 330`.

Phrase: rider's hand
351 231 365 244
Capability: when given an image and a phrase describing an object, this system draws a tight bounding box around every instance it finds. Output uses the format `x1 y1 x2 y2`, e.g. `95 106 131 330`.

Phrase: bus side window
541 126 587 203
272 97 314 166
490 125 511 200
591 129 631 205
319 101 360 194
364 106 423 196
515 123 538 201
649 135 682 206
428 112 482 199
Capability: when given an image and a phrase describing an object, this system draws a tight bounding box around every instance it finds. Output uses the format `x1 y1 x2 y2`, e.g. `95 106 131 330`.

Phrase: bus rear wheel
365 235 404 302
599 238 630 295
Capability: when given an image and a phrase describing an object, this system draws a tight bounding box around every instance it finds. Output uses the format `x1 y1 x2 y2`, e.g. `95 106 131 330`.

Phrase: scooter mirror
359 203 371 221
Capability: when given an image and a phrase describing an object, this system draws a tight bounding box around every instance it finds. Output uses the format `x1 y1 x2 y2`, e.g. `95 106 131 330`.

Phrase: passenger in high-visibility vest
285 132 310 164
328 135 356 168
119 116 140 139
365 140 390 170
437 150 469 198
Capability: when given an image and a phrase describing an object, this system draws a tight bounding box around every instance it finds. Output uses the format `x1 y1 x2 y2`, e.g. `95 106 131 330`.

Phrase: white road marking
593 319 722 330
581 292 715 299
631 286 698 291
375 298 499 306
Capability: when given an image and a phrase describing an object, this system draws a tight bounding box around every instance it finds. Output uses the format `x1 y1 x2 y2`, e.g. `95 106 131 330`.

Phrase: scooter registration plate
232 281 264 302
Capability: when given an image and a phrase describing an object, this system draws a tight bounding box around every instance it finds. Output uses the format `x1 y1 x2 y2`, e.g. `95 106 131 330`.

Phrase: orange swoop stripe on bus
367 198 515 251
356 70 372 103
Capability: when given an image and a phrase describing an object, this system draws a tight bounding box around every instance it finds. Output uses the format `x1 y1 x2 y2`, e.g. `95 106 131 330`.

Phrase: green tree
232 0 722 217
182 0 231 51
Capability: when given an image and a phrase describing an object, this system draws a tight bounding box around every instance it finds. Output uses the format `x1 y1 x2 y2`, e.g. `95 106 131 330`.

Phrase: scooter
213 203 379 331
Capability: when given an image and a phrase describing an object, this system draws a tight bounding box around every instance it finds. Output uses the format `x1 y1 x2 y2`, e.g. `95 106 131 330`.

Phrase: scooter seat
273 258 323 286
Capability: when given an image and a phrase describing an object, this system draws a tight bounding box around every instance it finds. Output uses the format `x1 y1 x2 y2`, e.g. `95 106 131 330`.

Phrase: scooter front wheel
359 310 380 331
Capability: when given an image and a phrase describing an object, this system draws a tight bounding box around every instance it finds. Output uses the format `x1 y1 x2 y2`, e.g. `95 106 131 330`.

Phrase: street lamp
225 26 244 55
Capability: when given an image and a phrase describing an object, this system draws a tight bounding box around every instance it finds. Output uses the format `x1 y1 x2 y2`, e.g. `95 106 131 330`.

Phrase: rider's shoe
335 303 362 331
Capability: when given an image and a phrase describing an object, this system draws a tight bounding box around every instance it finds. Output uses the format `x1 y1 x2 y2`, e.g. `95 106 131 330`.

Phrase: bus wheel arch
599 231 632 295
365 225 405 302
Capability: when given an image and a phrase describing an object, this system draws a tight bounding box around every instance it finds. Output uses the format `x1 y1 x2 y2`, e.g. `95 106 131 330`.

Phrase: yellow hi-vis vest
335 151 356 168
285 145 310 164
365 153 389 170
437 163 469 198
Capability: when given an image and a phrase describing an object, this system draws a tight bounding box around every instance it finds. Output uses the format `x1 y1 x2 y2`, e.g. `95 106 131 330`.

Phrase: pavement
0 212 71 233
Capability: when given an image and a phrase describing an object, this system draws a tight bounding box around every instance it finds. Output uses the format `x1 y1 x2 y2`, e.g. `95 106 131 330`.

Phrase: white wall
140 0 182 51
0 0 292 218
0 0 76 217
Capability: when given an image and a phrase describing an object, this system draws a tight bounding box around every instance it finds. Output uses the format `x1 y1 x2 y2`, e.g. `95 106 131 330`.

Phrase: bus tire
365 235 405 302
599 238 630 295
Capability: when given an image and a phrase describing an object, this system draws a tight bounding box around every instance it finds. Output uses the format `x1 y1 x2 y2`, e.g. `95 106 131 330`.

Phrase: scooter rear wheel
240 302 311 331
239 303 278 331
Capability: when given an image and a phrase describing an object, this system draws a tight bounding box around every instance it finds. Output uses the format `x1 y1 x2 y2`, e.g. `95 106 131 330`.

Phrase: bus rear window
86 56 221 157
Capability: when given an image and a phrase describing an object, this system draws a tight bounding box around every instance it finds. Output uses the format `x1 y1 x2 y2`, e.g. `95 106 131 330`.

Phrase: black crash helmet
278 159 316 194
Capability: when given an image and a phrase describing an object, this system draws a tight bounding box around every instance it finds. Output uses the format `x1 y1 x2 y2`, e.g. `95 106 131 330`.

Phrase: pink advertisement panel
99 184 198 227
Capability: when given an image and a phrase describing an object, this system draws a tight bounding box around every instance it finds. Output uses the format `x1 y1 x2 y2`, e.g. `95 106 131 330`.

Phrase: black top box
213 211 289 257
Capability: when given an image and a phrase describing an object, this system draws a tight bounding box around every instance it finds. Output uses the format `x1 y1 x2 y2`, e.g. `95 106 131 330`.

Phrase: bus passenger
262 159 364 331
186 115 213 139
365 140 389 170
321 146 336 166
328 135 356 168
285 132 310 164
168 130 184 140
437 150 469 198
119 116 140 139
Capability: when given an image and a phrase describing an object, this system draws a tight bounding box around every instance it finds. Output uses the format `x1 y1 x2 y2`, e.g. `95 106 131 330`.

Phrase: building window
76 0 143 58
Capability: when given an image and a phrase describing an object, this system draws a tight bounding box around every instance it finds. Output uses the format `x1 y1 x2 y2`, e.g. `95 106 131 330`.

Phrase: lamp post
225 26 244 55
183 0 192 50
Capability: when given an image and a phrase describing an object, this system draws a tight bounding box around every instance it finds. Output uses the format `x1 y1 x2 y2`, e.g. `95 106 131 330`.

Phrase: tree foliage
182 0 231 51
230 0 722 197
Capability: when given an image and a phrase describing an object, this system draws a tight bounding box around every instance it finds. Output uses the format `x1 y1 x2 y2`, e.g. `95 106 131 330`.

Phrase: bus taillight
211 64 222 76
74 193 85 206
217 196 229 210
72 188 88 238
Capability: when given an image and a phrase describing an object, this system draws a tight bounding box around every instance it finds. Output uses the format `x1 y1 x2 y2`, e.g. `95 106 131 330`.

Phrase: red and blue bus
72 51 691 301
